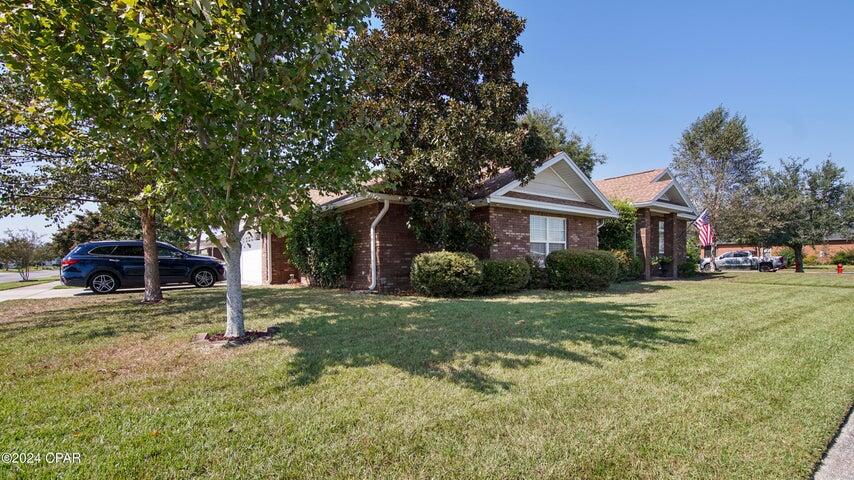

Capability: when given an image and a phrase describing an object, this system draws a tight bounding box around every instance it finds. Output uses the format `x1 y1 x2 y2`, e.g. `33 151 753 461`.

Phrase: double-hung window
530 215 566 258
658 221 665 255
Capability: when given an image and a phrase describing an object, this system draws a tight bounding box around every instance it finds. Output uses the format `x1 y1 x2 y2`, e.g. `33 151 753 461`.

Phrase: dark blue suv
61 241 225 294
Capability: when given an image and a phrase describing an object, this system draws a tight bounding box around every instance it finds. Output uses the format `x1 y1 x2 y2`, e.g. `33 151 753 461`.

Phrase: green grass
0 272 852 479
0 277 58 291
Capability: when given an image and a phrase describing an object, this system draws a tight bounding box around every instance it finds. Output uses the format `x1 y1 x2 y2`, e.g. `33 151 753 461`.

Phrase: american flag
692 210 714 247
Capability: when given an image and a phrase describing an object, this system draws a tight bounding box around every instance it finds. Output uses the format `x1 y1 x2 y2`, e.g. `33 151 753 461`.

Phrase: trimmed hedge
410 251 482 297
546 249 618 291
678 260 698 277
831 248 854 265
611 249 643 282
480 258 530 295
524 255 549 289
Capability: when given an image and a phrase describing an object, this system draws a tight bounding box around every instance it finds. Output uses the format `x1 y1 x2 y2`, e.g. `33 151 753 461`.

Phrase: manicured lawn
0 277 58 291
0 272 852 479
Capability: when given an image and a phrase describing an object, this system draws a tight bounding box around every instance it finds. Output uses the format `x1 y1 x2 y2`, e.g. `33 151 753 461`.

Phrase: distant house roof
592 168 671 204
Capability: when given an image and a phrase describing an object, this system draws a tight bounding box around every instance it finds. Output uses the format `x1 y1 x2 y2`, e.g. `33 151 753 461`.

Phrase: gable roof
593 168 697 217
593 169 671 204
477 152 618 217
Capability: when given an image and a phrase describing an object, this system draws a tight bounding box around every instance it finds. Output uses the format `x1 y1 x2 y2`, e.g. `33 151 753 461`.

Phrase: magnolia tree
98 0 382 337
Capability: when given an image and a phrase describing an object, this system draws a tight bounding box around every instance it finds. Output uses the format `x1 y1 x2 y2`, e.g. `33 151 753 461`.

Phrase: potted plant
651 255 672 276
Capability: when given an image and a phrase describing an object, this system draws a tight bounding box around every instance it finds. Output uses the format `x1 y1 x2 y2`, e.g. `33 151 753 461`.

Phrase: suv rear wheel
90 272 119 294
192 268 216 288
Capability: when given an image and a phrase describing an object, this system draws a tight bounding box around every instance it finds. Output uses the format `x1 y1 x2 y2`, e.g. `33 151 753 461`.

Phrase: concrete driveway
0 281 86 302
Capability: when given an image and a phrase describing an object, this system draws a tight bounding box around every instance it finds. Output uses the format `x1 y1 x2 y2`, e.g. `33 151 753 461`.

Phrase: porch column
666 213 678 278
638 208 652 280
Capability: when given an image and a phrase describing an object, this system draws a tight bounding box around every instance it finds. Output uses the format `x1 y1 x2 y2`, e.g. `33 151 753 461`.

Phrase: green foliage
610 250 643 282
0 229 42 280
749 157 852 271
410 251 483 297
678 261 698 277
671 106 763 239
598 200 637 251
831 249 854 265
355 0 550 243
546 249 618 291
407 200 495 252
524 255 549 289
284 207 354 288
50 207 190 255
651 255 672 266
802 255 819 266
480 258 530 295
778 247 796 266
519 106 606 177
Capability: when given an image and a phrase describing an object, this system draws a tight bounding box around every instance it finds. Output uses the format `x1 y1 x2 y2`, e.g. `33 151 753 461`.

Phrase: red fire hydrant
838 263 844 275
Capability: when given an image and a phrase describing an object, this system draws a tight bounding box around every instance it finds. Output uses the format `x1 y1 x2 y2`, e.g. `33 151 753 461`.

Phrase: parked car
60 240 225 294
700 250 786 272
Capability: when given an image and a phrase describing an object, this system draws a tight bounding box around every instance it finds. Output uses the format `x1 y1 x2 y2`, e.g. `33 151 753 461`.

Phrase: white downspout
369 199 390 291
596 219 605 249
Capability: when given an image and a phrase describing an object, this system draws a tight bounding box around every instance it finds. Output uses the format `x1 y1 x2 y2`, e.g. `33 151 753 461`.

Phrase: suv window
720 252 732 259
158 246 184 258
734 252 749 258
111 245 144 257
87 246 115 255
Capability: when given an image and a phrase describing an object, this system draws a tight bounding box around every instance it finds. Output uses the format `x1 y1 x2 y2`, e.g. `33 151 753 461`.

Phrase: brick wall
262 234 301 285
340 203 380 290
376 203 431 291
478 206 599 259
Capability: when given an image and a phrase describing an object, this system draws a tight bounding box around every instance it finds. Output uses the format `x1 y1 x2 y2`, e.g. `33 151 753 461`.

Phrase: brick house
258 152 619 291
593 168 698 279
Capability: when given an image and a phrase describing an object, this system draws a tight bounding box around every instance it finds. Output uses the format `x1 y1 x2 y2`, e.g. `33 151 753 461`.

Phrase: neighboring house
594 168 698 279
713 232 854 263
257 152 619 291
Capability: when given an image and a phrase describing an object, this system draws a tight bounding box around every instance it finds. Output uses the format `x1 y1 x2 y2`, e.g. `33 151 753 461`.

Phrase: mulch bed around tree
194 326 280 346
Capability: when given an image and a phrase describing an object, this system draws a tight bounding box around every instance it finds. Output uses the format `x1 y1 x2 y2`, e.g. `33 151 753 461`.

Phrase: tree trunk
793 244 804 273
222 222 245 338
710 243 717 271
140 207 163 303
195 231 202 255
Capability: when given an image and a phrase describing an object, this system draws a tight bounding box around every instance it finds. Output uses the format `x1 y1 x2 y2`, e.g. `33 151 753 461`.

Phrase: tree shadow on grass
263 289 694 394
1 286 695 394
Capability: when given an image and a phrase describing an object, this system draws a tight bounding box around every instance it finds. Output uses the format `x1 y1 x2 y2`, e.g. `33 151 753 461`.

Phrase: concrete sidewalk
815 407 854 480
0 281 86 302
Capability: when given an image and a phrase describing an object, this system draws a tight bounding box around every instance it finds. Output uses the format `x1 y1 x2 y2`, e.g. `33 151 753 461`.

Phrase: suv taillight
61 259 79 267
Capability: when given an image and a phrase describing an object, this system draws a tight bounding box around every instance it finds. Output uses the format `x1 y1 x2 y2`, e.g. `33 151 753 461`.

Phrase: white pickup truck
700 250 786 272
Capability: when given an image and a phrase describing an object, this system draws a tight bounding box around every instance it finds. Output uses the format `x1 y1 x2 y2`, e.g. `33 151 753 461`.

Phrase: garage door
240 237 263 285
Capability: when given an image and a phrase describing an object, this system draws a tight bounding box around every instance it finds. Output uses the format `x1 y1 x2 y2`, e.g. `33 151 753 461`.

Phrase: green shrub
678 261 698 277
610 249 643 282
410 251 482 297
480 258 530 295
546 249 618 291
803 254 818 266
778 246 796 266
284 206 353 287
831 249 854 265
598 200 637 251
524 255 548 289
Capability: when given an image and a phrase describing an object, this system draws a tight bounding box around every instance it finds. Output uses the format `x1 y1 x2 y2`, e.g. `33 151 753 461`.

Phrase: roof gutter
369 199 390 292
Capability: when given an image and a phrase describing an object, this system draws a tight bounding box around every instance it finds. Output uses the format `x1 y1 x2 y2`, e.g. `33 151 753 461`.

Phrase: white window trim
530 215 567 257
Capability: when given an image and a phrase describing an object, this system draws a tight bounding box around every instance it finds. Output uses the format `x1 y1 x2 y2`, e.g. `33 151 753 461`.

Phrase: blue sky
503 0 854 180
2 0 853 237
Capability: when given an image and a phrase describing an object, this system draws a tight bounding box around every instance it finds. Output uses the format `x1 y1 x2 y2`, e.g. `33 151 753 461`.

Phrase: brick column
666 213 678 278
637 208 652 280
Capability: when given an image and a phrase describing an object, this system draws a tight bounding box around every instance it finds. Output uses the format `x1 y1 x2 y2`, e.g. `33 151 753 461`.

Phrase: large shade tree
671 106 763 258
519 106 606 178
750 157 853 272
354 0 550 251
103 0 379 337
0 8 188 302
